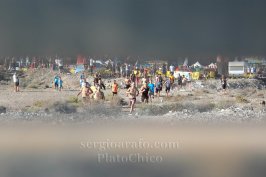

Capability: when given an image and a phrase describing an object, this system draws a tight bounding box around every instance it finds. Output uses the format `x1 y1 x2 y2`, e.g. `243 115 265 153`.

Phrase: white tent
192 61 203 68
208 63 217 68
105 59 113 66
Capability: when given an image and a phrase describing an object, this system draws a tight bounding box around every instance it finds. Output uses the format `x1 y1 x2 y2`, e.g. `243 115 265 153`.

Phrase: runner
182 75 187 88
165 78 171 97
140 82 150 103
94 86 105 100
130 72 136 84
112 80 119 96
148 80 155 102
125 77 131 89
93 74 99 86
77 82 93 103
155 80 162 97
142 77 147 85
158 74 163 83
80 73 85 87
98 77 106 90
13 72 19 92
169 74 175 89
126 83 139 115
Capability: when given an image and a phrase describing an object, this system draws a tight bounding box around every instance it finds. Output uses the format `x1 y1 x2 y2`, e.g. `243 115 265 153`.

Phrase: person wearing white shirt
13 73 19 92
169 64 175 75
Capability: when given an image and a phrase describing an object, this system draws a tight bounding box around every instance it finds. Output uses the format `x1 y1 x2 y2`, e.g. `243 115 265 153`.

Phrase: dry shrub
236 95 249 103
195 102 215 112
109 96 127 107
257 93 264 98
33 100 45 107
67 96 79 104
215 100 236 109
164 95 185 102
28 84 39 89
52 101 77 114
139 101 215 115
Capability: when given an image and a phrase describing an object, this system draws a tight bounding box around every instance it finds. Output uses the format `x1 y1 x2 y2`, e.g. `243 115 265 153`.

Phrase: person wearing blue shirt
148 80 155 102
54 75 59 90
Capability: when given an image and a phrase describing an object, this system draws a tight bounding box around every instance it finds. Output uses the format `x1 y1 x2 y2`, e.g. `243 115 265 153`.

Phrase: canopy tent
105 59 113 66
192 61 203 68
94 60 106 69
208 63 217 69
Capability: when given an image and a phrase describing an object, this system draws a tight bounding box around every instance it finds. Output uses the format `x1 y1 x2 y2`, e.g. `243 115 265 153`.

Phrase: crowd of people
72 71 210 115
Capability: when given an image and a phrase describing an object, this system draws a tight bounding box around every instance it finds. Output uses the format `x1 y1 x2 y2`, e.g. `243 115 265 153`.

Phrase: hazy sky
0 0 266 58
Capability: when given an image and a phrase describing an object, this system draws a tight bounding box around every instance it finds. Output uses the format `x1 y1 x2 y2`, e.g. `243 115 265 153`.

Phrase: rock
0 106 6 114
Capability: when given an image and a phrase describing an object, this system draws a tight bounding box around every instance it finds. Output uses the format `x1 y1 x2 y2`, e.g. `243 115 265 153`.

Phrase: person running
54 75 59 90
58 76 63 91
221 75 227 93
158 74 163 83
80 73 85 87
98 77 106 90
93 74 99 86
13 72 19 92
155 80 162 97
125 77 131 89
77 82 93 102
182 75 187 88
140 82 150 103
112 80 119 96
169 74 175 89
94 86 105 100
148 80 155 102
165 78 171 97
142 77 147 85
130 73 136 84
126 83 139 115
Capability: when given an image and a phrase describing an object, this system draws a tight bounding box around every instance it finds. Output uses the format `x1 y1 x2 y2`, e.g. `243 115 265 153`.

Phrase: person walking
54 75 59 90
13 72 19 92
221 75 227 93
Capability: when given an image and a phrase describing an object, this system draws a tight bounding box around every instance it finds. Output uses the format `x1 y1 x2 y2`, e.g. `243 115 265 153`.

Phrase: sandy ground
0 79 265 111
